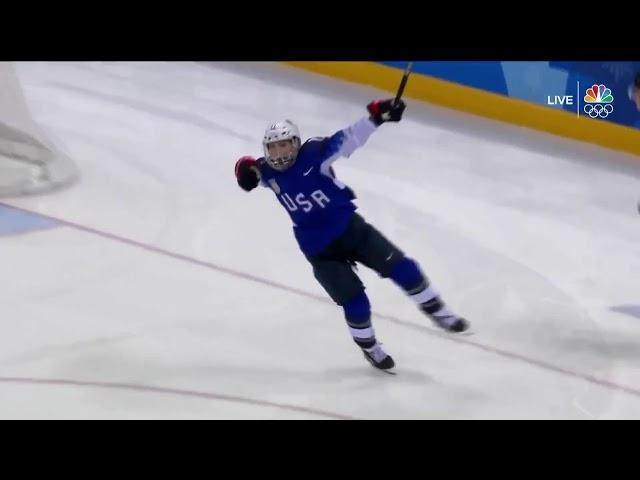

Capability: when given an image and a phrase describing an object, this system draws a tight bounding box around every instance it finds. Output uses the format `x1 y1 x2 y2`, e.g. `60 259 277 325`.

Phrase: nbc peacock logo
583 84 614 118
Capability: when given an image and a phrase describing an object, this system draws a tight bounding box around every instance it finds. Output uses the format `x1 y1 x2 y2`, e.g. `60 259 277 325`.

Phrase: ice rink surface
1 62 640 419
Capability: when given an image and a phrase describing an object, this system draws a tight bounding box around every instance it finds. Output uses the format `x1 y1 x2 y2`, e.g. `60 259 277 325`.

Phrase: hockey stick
393 62 414 105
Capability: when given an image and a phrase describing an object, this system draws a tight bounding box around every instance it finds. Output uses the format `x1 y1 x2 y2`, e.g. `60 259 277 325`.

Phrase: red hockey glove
235 156 260 192
367 98 406 126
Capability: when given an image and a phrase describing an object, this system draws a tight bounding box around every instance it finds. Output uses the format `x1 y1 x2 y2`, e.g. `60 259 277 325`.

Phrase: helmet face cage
263 120 301 171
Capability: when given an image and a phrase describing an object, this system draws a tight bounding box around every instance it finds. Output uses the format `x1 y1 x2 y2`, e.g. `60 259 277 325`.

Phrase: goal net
0 62 78 197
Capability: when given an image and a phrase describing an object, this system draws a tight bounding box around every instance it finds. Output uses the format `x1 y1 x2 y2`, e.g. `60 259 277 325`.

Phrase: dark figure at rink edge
235 98 469 371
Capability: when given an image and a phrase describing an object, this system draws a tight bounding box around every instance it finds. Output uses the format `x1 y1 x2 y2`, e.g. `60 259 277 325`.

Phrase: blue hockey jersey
256 116 378 256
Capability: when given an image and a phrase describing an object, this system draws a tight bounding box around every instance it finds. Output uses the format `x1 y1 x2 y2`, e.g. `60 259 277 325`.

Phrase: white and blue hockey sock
390 257 456 320
343 291 376 349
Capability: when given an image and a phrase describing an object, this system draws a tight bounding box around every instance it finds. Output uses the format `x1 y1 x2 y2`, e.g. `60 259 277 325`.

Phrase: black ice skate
419 297 470 334
429 314 469 333
362 343 395 371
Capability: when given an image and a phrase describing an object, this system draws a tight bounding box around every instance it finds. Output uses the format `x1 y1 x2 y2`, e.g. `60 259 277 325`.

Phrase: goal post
0 62 79 197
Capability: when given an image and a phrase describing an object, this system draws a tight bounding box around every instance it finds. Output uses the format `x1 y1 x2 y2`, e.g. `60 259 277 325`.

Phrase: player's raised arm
320 98 407 161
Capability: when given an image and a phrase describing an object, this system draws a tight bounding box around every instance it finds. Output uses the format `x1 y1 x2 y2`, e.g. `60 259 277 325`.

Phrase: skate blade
456 328 475 337
366 361 397 375
431 326 475 337
438 322 475 336
372 368 396 376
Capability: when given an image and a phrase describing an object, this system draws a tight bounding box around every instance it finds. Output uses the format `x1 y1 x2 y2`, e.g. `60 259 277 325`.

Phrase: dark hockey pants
304 213 405 305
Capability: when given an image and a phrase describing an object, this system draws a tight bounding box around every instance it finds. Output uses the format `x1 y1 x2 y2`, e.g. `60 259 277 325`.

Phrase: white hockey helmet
262 120 301 171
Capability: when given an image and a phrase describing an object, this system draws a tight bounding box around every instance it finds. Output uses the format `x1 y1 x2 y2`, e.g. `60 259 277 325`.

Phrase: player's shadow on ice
322 366 433 384
188 364 434 387
56 351 435 393
609 305 640 321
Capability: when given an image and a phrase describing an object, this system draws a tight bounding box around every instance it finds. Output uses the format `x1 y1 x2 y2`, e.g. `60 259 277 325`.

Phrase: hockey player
234 98 469 371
